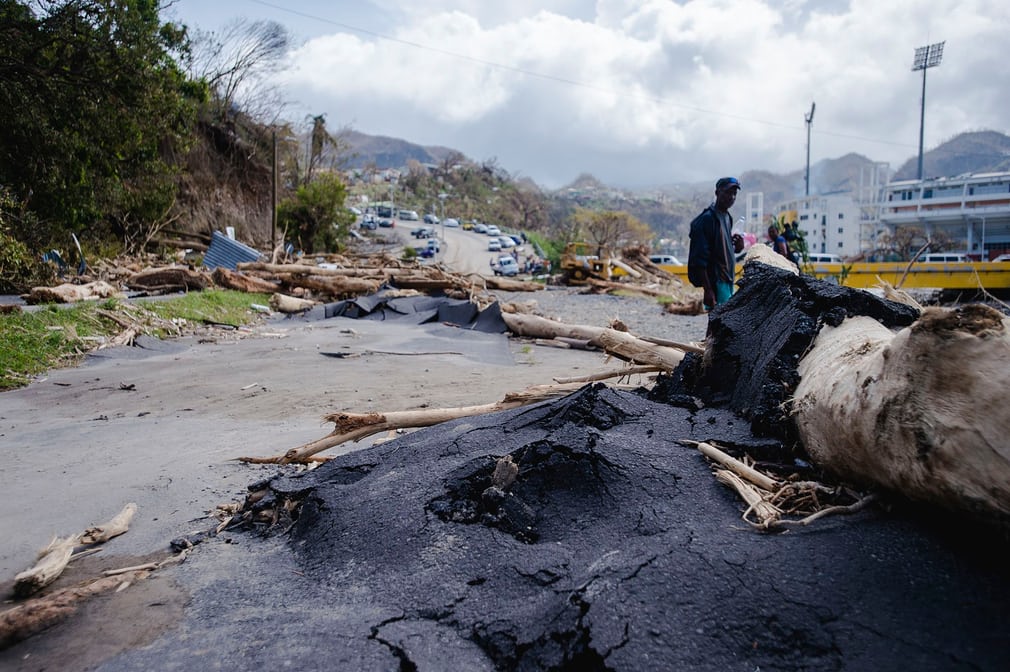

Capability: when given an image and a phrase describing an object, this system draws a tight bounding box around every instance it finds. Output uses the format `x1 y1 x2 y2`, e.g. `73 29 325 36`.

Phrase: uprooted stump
219 383 1010 671
655 262 1010 524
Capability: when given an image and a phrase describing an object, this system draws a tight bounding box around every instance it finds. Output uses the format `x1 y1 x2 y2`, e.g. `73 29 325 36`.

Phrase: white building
878 171 1010 259
774 195 863 259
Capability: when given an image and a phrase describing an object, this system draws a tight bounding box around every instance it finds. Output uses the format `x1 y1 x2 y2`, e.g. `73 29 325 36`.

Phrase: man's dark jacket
687 205 734 288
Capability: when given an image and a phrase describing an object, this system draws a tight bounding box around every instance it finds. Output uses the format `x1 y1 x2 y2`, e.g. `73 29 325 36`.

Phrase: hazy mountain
341 130 460 170
343 129 1010 202
893 129 1010 180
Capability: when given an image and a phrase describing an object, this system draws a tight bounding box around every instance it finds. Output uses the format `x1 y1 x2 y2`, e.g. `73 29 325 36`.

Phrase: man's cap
716 177 741 191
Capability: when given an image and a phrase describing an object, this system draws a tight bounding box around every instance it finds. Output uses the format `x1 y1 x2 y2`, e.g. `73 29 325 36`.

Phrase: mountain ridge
343 129 1010 202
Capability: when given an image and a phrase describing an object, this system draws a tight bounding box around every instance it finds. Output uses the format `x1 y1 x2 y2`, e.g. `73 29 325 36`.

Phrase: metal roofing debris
203 231 264 271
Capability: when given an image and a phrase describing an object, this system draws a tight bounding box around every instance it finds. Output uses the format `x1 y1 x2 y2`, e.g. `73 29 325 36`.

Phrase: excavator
558 242 614 284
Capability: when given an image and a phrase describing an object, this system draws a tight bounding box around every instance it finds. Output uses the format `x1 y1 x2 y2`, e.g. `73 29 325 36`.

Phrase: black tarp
324 288 507 333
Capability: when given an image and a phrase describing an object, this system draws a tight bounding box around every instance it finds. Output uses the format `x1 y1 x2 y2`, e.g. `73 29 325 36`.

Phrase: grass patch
0 290 265 391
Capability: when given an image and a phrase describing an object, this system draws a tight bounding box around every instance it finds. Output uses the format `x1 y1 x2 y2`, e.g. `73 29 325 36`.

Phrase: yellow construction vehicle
559 242 613 284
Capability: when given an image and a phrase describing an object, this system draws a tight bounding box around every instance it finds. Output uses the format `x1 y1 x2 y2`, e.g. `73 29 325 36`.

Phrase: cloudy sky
167 0 1009 190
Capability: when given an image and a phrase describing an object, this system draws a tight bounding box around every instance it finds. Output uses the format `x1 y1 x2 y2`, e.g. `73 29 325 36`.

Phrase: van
920 253 968 263
807 253 843 263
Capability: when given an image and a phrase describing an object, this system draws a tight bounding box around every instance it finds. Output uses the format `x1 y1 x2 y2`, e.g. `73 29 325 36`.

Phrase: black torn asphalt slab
107 384 1010 671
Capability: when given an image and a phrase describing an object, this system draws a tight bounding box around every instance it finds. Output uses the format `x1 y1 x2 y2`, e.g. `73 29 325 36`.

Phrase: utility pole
271 130 278 254
804 102 815 197
912 41 945 180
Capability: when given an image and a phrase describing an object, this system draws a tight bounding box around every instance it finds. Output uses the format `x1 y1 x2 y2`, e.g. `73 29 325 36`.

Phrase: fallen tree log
243 382 598 463
502 312 685 369
793 305 1010 522
269 293 317 315
279 274 382 296
238 261 417 277
125 267 207 292
658 260 1010 525
482 276 544 291
211 267 279 294
22 281 123 304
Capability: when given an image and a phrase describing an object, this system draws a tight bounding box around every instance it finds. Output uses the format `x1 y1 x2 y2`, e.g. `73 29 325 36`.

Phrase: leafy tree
568 208 653 250
277 171 353 252
0 0 200 251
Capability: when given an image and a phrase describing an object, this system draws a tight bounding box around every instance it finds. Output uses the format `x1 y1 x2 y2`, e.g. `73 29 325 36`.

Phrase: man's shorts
704 281 735 312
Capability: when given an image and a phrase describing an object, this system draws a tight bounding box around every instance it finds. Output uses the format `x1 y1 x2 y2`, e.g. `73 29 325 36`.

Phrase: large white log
792 305 1010 520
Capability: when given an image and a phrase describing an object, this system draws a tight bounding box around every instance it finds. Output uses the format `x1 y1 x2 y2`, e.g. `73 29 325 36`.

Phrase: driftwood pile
0 504 192 647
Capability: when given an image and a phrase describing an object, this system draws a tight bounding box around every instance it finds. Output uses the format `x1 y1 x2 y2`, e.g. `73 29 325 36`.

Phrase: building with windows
774 195 863 259
878 171 1010 259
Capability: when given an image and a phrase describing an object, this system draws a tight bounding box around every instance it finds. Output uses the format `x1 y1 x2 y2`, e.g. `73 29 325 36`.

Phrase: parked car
426 238 440 253
919 253 967 263
423 213 439 224
348 206 362 216
412 226 435 238
488 238 502 252
649 254 682 266
360 215 378 230
485 225 501 236
993 254 1010 262
443 218 460 228
399 209 420 221
461 220 474 231
493 256 519 277
474 223 488 234
378 218 394 228
499 236 515 249
806 253 843 263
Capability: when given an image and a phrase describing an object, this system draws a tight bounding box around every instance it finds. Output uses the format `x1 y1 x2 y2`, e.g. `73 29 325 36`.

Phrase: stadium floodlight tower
912 41 945 180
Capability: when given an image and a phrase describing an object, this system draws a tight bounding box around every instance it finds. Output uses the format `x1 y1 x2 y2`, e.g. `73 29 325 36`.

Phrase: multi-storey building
774 195 863 259
878 171 1010 259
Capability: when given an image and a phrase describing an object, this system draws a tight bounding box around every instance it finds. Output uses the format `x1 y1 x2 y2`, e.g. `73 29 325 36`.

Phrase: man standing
688 177 741 311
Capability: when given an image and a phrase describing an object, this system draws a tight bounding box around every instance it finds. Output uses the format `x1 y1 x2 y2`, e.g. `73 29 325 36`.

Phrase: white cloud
175 0 1010 188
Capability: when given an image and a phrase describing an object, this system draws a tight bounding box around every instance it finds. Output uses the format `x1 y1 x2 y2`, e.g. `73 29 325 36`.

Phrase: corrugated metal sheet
203 231 264 270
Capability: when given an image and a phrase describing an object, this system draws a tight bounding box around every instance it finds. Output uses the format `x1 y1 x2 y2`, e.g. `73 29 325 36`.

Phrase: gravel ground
492 285 710 344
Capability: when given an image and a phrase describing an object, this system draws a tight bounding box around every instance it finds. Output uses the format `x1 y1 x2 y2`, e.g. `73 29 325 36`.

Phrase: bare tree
185 18 291 122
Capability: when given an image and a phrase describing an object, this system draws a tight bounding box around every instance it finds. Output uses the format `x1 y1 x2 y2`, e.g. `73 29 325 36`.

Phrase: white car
443 218 459 227
499 236 515 249
992 253 1010 262
485 225 501 236
488 238 502 252
493 256 519 276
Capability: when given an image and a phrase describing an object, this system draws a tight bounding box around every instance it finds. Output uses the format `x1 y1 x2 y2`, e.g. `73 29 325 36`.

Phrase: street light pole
804 102 815 197
912 41 945 181
438 192 447 242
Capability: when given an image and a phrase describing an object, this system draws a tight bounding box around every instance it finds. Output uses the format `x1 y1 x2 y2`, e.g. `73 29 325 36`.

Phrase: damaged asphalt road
100 384 1010 672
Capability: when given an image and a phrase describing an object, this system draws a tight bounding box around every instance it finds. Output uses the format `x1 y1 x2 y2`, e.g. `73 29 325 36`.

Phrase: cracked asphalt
97 384 1010 671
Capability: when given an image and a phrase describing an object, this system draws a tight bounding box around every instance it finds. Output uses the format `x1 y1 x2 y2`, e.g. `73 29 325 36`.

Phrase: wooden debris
125 266 207 293
13 535 79 598
502 312 685 369
12 503 138 597
211 267 279 294
714 470 782 529
22 281 123 305
1 550 186 648
242 382 606 464
79 503 137 545
793 305 1010 522
269 293 317 315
